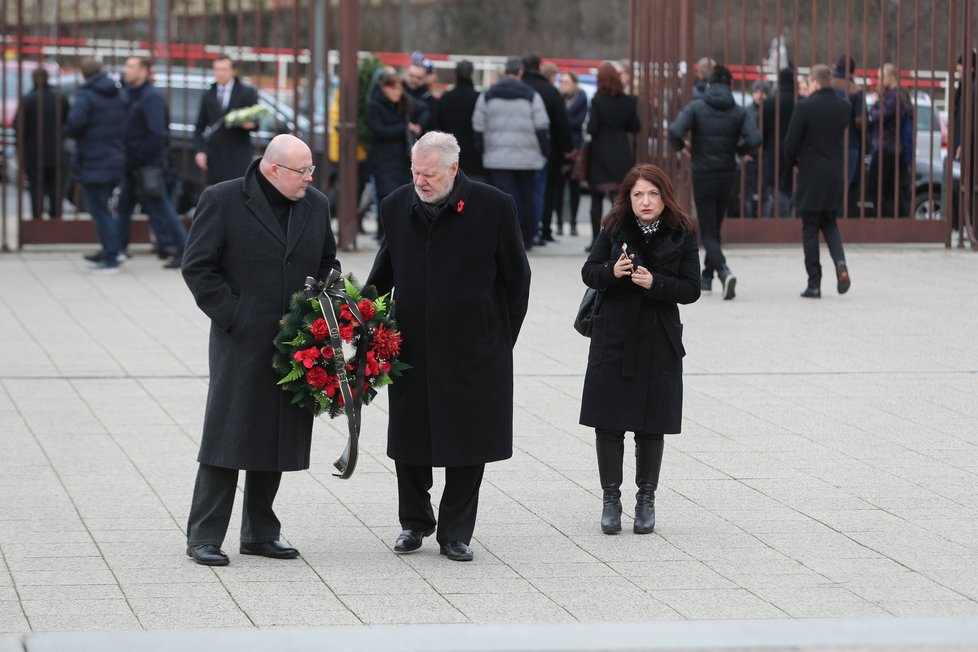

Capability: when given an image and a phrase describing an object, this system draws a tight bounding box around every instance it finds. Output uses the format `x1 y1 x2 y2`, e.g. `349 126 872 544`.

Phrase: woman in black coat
580 164 701 535
367 68 418 204
557 71 588 236
586 62 640 251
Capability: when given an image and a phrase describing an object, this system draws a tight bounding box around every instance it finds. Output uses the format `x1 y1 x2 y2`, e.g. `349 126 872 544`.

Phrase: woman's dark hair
601 164 698 235
596 62 624 96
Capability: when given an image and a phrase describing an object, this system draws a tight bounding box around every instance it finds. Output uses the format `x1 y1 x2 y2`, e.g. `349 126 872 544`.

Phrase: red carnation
340 304 355 322
365 351 381 377
305 366 329 388
357 299 377 321
323 374 339 397
294 346 320 368
371 324 402 359
309 318 329 340
340 323 355 343
381 361 391 373
320 346 334 359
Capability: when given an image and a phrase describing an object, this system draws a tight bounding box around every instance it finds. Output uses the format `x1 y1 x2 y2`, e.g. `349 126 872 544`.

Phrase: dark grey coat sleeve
181 188 241 333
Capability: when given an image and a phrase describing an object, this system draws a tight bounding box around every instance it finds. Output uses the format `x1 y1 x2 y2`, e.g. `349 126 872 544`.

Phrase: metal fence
3 0 977 250
630 0 978 248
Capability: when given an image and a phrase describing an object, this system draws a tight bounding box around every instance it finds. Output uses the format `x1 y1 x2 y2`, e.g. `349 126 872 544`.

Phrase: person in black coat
193 54 260 185
14 67 69 219
435 60 485 181
367 67 419 205
762 67 797 215
367 132 531 562
581 164 701 535
587 62 640 252
63 58 126 273
557 71 588 236
783 64 852 299
668 64 761 300
522 53 573 243
181 135 340 566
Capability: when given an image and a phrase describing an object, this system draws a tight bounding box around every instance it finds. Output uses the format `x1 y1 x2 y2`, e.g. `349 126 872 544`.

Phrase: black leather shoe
439 540 473 561
836 261 851 294
240 540 300 559
84 251 102 263
163 256 183 269
187 544 229 566
393 527 435 554
801 287 821 299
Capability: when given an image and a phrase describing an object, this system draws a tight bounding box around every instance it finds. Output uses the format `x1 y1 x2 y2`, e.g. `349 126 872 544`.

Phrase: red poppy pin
456 200 465 213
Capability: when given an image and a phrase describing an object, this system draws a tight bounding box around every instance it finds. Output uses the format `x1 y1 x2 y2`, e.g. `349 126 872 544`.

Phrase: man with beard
367 131 531 562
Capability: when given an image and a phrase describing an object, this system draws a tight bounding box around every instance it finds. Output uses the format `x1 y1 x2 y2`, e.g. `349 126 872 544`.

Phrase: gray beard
415 186 451 205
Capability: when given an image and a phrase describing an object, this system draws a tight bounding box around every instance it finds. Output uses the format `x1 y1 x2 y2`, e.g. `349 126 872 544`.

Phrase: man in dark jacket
116 56 188 268
435 60 485 181
367 131 531 562
404 59 436 133
522 53 572 244
783 64 852 299
193 54 259 185
14 67 69 220
668 65 761 300
64 58 126 273
182 135 340 566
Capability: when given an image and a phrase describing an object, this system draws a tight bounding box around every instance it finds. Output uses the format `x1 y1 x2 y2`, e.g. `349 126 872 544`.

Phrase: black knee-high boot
595 430 624 534
634 435 664 534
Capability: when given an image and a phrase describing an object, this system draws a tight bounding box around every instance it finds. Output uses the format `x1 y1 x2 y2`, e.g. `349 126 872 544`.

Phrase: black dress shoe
801 287 821 299
84 251 102 263
240 540 300 559
163 255 183 269
440 540 473 561
187 544 229 566
393 527 435 554
836 261 851 294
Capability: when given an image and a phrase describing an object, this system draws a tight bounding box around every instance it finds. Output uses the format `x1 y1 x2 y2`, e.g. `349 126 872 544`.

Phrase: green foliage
343 276 363 302
357 55 382 146
277 364 304 385
373 293 388 315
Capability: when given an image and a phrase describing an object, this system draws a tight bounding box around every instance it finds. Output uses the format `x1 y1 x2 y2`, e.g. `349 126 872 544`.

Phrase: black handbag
573 287 604 337
136 165 165 199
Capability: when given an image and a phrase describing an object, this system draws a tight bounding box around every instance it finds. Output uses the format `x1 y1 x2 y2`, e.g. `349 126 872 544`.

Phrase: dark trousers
81 182 121 266
541 161 563 239
186 464 283 547
589 189 615 243
25 166 61 219
490 168 537 248
801 210 846 289
395 462 485 546
692 172 735 277
117 170 187 255
867 149 910 218
555 171 581 230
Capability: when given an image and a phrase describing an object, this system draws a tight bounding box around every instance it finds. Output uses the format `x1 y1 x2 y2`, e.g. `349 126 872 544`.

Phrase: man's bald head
260 134 315 201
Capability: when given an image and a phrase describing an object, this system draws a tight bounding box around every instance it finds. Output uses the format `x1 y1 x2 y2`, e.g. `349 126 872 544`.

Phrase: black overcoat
182 159 340 472
367 87 414 201
580 219 701 434
193 78 259 185
587 93 640 186
367 171 531 467
782 87 852 212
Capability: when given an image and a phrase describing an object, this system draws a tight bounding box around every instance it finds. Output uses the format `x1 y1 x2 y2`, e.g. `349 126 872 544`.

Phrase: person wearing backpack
868 63 913 218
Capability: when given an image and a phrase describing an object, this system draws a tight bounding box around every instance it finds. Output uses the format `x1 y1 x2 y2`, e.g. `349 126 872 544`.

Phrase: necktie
220 86 229 109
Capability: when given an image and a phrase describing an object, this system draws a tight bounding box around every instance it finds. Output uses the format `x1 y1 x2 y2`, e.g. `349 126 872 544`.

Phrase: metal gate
630 0 978 248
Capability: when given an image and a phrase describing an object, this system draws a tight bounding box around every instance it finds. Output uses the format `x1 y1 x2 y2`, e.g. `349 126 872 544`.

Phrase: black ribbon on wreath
303 271 370 479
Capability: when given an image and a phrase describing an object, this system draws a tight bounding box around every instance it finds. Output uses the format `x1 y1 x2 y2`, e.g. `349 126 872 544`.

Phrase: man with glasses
181 134 340 566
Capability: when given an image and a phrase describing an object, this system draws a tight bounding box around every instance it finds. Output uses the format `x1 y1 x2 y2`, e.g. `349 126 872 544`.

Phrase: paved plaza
1 236 977 648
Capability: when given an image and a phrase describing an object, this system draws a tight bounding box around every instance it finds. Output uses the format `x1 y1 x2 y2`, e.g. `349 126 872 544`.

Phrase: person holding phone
580 164 701 535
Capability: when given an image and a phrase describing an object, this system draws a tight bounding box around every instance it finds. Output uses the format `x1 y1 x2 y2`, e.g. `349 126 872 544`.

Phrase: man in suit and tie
194 54 259 185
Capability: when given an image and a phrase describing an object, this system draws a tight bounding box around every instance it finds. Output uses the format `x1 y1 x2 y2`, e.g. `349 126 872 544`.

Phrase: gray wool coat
182 159 340 472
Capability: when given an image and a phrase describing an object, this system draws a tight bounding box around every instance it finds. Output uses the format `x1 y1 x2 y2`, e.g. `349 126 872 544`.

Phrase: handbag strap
304 272 370 479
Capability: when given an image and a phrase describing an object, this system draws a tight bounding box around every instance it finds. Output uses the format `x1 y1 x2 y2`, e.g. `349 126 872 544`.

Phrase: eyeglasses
274 163 316 177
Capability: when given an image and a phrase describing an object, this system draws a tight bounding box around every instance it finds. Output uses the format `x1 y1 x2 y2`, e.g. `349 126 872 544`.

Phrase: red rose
340 323 355 343
294 346 320 368
309 318 329 340
339 304 354 322
320 346 334 359
305 366 329 388
380 361 391 373
371 324 402 359
357 299 377 321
